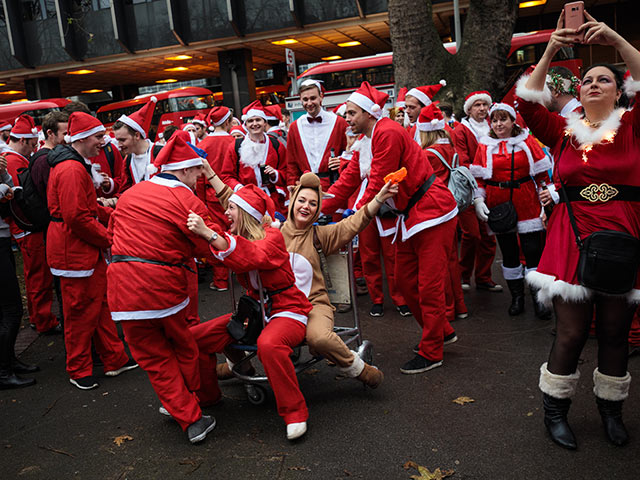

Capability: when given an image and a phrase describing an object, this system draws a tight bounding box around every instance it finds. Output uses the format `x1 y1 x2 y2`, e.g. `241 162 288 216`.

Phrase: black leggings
0 237 24 369
496 231 544 270
548 296 635 377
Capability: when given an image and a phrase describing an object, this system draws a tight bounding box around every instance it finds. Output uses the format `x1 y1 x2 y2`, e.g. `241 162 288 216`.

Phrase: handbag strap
555 137 583 249
313 225 333 289
509 148 515 202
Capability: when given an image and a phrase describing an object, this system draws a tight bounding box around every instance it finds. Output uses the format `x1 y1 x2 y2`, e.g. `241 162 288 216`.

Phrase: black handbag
227 294 265 345
487 150 518 233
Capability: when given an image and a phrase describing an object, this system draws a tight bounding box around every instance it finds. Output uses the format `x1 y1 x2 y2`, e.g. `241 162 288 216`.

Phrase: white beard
239 136 267 168
353 136 372 179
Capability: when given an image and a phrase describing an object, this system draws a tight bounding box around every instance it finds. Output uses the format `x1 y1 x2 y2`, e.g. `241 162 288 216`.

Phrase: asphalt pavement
3 262 640 480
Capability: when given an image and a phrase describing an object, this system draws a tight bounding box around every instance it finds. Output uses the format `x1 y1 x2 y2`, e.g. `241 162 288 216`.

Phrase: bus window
507 45 537 66
169 95 214 112
364 65 394 87
22 108 62 126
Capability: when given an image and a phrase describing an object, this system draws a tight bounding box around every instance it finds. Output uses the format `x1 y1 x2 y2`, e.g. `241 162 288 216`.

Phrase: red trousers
185 259 200 327
395 219 457 362
458 208 496 284
445 229 467 320
191 314 308 425
121 310 202 431
60 259 128 379
16 232 58 332
210 260 229 290
630 308 640 347
359 222 405 306
353 249 363 279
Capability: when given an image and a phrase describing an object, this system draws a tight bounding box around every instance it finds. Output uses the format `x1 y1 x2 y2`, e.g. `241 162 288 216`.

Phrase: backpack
426 148 477 212
9 153 51 232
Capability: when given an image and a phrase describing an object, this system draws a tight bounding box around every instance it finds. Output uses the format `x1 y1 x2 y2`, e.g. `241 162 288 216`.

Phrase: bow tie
307 116 322 124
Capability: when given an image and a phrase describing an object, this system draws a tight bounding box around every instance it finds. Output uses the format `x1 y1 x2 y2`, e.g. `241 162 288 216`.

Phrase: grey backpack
426 148 477 212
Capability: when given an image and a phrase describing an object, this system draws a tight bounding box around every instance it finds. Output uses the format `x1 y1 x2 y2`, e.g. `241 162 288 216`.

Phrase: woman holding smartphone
515 9 640 449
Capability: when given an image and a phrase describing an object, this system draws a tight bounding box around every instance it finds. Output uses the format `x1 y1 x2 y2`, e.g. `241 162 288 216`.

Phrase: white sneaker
461 282 471 292
159 406 172 417
286 421 307 440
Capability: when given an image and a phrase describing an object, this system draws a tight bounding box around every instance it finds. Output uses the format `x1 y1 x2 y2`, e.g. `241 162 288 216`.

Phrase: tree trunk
389 0 518 117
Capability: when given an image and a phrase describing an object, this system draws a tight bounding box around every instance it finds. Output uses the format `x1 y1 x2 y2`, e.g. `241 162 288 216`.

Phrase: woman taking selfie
516 10 640 449
470 103 552 319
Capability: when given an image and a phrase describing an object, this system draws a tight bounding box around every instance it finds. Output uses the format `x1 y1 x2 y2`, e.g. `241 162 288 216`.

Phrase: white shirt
296 109 337 173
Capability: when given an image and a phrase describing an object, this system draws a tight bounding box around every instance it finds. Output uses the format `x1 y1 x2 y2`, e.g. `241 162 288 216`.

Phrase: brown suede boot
357 363 384 389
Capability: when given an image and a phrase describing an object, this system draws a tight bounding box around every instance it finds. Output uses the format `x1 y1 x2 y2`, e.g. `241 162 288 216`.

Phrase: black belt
50 216 63 222
111 255 196 274
485 177 532 189
558 184 640 203
316 172 330 178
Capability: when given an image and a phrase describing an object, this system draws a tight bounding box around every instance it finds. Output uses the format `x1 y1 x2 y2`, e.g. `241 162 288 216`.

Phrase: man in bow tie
286 79 347 190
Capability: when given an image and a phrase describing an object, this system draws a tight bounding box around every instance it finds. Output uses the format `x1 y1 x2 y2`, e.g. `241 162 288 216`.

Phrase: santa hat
150 131 204 174
181 123 196 132
117 96 157 139
265 105 283 122
489 102 516 120
300 79 324 94
463 91 492 115
333 103 346 116
0 120 12 132
64 112 105 143
407 80 446 107
417 103 446 132
242 100 267 121
206 106 232 127
10 115 38 139
347 81 389 119
395 87 408 108
230 125 246 137
229 184 277 225
191 113 207 127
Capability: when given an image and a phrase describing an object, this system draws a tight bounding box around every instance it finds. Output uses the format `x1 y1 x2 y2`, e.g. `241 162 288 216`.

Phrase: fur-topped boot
539 362 580 450
593 368 631 446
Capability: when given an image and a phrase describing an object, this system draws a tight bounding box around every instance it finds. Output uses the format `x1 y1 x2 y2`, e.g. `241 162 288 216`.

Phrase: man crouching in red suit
47 112 138 390
107 132 218 444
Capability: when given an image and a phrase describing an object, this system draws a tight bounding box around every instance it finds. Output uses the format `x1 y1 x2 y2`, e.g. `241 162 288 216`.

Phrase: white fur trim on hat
229 193 263 223
347 91 382 119
146 163 158 176
10 129 39 139
300 79 323 93
489 103 516 120
213 110 232 126
339 351 365 378
464 92 492 115
191 118 207 127
0 123 11 131
623 75 640 98
160 158 203 172
118 114 146 139
407 88 433 108
539 362 580 399
67 124 106 143
417 118 446 132
593 368 631 401
515 75 553 108
244 108 267 121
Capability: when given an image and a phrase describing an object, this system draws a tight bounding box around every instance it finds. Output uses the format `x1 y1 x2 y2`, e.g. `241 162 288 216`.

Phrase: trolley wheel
358 340 374 365
290 346 301 364
245 384 267 405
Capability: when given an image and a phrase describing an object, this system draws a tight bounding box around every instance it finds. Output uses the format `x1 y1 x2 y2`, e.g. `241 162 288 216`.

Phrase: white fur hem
623 76 640 98
593 368 631 401
517 217 544 234
539 362 580 399
515 75 552 108
502 264 524 280
340 351 365 378
565 108 624 148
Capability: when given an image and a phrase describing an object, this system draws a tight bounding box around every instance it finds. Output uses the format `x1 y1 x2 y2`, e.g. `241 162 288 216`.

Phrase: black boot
0 368 36 389
506 279 525 316
530 287 552 320
543 393 577 450
596 397 628 446
11 356 40 374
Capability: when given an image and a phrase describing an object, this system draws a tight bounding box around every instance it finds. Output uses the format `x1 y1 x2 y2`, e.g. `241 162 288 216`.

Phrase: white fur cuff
515 75 553 108
623 76 640 98
539 362 580 399
525 271 591 307
340 350 365 378
593 368 631 401
502 264 524 280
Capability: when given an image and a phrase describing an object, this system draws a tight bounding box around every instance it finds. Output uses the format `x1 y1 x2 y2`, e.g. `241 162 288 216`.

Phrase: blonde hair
235 207 271 241
420 129 451 149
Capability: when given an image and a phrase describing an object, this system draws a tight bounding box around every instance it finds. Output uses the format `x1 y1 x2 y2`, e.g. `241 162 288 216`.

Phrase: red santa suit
452 117 497 285
117 139 160 194
324 88 458 363
220 133 288 214
46 137 129 381
4 146 58 333
108 142 217 431
190 185 313 426
286 109 347 190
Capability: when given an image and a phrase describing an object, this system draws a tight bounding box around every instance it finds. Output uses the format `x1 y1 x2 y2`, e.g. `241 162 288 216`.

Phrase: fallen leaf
47 342 54 347
452 396 475 405
113 435 133 446
288 466 310 471
303 368 319 376
404 461 454 480
18 466 42 475
526 411 534 417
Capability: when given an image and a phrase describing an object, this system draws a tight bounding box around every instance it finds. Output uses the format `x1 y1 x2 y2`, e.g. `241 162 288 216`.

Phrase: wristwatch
208 231 219 243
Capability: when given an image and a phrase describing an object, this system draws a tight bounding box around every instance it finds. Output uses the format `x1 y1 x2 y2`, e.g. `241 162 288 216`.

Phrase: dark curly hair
582 63 628 108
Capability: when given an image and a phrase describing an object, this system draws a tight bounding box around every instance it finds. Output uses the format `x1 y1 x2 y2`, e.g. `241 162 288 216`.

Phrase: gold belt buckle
579 183 619 202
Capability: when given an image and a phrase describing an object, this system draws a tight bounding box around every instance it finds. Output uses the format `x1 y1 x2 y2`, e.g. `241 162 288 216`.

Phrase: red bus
288 30 581 115
0 98 71 127
212 85 288 108
97 87 215 140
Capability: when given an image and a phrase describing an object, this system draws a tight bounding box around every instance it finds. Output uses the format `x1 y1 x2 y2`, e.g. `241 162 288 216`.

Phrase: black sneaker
187 415 216 444
397 305 412 317
369 304 384 317
41 323 63 336
444 332 458 345
105 358 139 377
70 375 99 390
476 282 503 292
412 344 419 355
400 355 443 374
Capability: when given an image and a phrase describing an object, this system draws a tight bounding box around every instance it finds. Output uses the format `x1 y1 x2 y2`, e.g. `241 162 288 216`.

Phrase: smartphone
564 1 585 43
